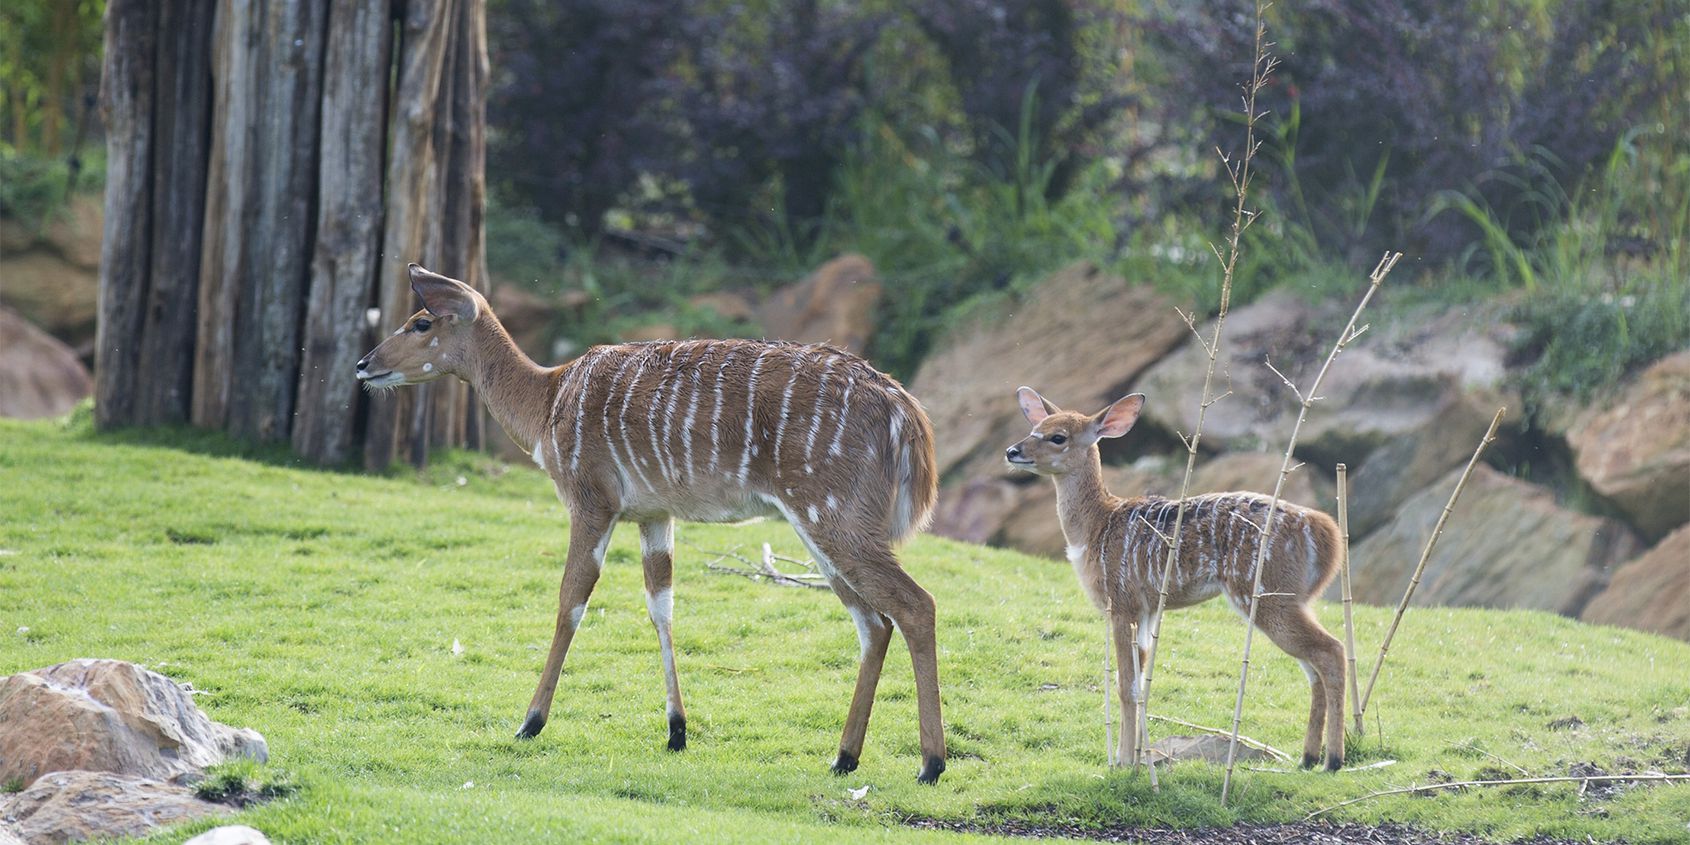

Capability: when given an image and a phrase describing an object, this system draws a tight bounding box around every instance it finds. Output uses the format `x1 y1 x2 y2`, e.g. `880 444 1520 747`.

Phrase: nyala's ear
1091 393 1145 439
1017 386 1060 424
409 263 479 322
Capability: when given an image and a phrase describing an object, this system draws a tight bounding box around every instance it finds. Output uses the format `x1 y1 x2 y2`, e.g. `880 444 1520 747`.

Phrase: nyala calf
1006 387 1345 770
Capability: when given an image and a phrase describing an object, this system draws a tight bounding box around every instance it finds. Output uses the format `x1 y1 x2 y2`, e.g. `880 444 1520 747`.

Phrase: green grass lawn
2 415 1687 844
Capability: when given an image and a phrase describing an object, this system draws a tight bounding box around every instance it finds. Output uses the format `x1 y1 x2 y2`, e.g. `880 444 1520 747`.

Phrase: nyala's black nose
355 357 370 372
1005 445 1022 460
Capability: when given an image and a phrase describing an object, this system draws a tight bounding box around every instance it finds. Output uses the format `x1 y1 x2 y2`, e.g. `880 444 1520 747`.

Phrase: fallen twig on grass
1358 407 1506 718
1304 773 1690 821
687 542 829 589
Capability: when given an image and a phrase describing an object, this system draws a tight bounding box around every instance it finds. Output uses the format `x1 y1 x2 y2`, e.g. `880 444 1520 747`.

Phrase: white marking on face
828 378 855 457
739 349 772 483
392 327 404 336
429 337 439 348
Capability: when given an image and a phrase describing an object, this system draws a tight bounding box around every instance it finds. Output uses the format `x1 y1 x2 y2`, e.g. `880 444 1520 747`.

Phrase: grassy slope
1 417 1686 844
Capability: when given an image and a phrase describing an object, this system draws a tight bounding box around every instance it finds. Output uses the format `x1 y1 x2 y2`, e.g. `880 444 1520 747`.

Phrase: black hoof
916 755 946 784
831 751 859 775
667 713 687 752
516 709 547 740
1325 755 1344 772
1301 753 1319 770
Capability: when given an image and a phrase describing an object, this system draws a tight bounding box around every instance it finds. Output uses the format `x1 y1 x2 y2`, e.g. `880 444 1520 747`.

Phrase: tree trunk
94 0 156 429
135 0 213 426
293 0 393 465
365 0 456 470
100 0 488 468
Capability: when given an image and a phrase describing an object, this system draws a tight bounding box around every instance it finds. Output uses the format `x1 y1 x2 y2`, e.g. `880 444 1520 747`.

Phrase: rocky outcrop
913 262 1187 484
0 660 268 790
1348 465 1642 614
757 254 882 355
0 771 229 845
0 194 101 353
1580 526 1690 641
0 308 92 420
1138 292 1515 466
1561 349 1690 540
1346 390 1501 536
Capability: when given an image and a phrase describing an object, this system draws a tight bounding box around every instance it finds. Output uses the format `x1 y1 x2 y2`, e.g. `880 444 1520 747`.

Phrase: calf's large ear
409 263 479 321
1091 393 1145 439
1017 386 1060 424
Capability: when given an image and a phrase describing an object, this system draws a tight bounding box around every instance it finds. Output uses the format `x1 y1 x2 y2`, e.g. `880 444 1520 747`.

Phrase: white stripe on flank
828 378 855 457
802 355 837 470
647 351 678 486
618 352 659 492
771 351 804 477
739 348 772 483
707 346 738 473
681 365 704 485
601 352 640 494
547 356 579 473
567 351 601 472
660 348 689 483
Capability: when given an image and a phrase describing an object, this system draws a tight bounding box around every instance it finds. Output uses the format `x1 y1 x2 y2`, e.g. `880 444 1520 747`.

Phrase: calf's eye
414 318 432 332
1049 434 1068 445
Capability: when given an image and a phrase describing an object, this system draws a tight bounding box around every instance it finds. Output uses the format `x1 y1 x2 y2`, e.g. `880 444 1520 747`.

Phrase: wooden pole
1358 407 1506 719
1336 463 1361 736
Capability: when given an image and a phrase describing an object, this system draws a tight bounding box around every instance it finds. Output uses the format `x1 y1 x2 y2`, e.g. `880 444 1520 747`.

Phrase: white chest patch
531 440 547 470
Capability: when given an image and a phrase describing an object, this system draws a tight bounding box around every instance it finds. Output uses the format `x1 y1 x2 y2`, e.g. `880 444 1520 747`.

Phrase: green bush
0 144 100 229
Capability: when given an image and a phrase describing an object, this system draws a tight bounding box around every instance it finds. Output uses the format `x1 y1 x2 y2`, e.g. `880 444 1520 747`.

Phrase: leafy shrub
0 143 101 228
1139 0 1676 266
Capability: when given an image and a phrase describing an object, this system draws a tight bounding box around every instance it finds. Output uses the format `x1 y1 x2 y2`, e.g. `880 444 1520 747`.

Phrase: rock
930 478 1025 546
0 660 267 790
1147 734 1272 765
1348 465 1642 615
911 262 1187 483
1347 390 1500 537
0 824 23 845
757 254 881 355
0 307 92 420
1580 525 1690 641
1188 452 1331 512
183 825 273 845
1138 292 1515 466
688 290 757 323
0 771 228 845
0 194 103 271
0 251 98 350
1562 349 1690 540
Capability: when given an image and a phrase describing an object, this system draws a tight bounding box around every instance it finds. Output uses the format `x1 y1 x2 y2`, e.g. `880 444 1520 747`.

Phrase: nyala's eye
414 318 432 333
1049 434 1068 445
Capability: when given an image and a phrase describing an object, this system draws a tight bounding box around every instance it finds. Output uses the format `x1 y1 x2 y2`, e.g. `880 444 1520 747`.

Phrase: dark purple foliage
1140 0 1670 264
656 0 887 239
487 0 682 237
911 0 1128 201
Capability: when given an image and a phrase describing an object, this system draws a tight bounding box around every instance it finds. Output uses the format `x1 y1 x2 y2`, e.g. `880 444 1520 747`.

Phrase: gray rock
1348 465 1642 615
183 825 273 845
0 660 267 790
0 771 228 845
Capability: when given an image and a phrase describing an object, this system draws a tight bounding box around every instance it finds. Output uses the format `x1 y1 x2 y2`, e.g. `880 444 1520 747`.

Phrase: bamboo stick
1136 0 1274 791
1336 463 1361 736
1358 406 1506 718
1220 251 1402 805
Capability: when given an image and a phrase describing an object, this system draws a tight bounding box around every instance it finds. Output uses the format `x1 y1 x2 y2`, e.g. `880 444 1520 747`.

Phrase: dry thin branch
1336 463 1362 737
1135 9 1280 784
1303 773 1690 821
1221 250 1402 805
691 542 829 590
1358 406 1506 716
